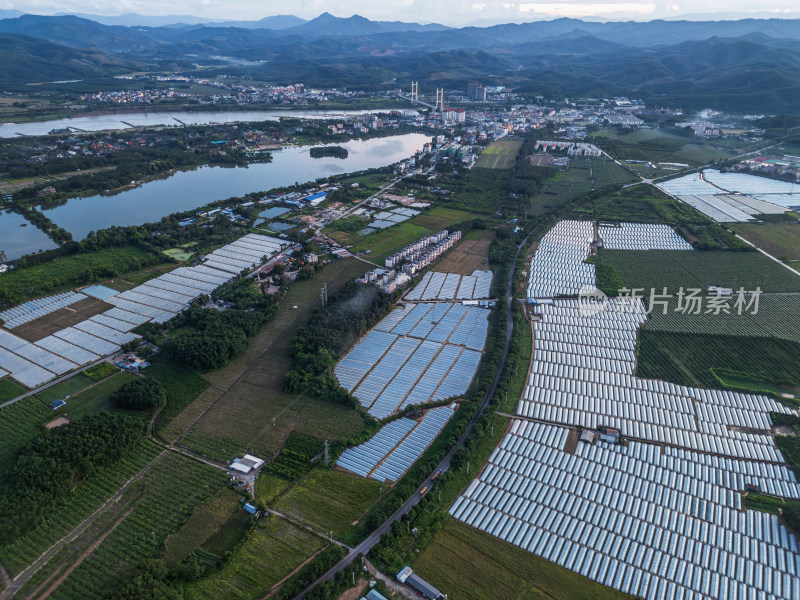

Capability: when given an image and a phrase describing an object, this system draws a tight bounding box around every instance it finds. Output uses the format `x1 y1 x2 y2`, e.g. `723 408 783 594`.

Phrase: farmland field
435 230 493 275
273 469 384 538
0 395 52 479
601 249 800 293
530 158 637 215
0 440 164 579
163 259 368 463
475 139 523 170
412 206 480 231
643 295 800 344
13 296 113 341
734 222 800 262
0 378 25 401
49 451 228 600
351 221 434 261
413 520 631 600
38 370 139 421
593 128 740 166
34 373 93 403
637 331 800 389
162 488 242 567
183 516 326 600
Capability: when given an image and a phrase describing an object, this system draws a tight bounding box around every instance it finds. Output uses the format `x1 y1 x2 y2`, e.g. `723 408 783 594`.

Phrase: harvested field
44 416 70 429
734 222 800 262
13 297 113 342
435 232 493 275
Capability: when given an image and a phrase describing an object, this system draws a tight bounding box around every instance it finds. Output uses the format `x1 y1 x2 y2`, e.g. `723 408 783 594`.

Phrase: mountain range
1 12 799 111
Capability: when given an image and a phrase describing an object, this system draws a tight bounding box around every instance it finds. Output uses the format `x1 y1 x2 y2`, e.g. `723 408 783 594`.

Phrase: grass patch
54 371 139 421
413 519 633 600
35 374 93 403
743 492 788 514
0 379 25 401
162 247 196 261
84 362 118 381
352 221 434 261
273 469 384 539
183 515 326 600
475 139 523 170
412 206 481 231
734 222 800 262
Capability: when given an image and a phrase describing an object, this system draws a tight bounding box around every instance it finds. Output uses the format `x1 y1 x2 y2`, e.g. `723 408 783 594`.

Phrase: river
40 133 430 241
0 109 409 138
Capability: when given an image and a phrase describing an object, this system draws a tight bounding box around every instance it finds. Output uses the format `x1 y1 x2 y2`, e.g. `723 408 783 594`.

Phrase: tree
111 377 166 411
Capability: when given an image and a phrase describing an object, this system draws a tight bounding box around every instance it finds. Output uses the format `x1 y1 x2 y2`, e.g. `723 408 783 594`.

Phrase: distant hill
283 12 450 37
1 13 799 111
0 33 142 84
0 15 164 52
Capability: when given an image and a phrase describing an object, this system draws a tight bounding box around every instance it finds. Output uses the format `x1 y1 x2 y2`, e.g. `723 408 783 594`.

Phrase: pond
0 210 59 261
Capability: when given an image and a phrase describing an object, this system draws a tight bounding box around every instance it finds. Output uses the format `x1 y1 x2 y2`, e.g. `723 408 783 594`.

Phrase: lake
0 109 408 138
0 210 59 261
41 133 430 240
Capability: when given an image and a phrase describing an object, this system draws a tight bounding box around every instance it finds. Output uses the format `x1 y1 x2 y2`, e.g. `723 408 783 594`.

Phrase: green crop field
413 520 631 600
164 259 367 463
49 452 227 600
593 128 740 166
0 440 163 578
34 373 93 403
41 371 138 421
351 221 434 260
530 158 637 215
162 488 242 567
734 222 800 262
643 295 800 344
412 206 481 231
475 139 523 169
637 331 800 389
601 249 800 294
0 396 53 480
183 516 326 600
273 469 384 538
0 378 24 401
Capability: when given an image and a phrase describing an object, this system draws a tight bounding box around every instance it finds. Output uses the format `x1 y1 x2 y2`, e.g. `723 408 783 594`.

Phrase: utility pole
320 282 328 308
323 440 329 467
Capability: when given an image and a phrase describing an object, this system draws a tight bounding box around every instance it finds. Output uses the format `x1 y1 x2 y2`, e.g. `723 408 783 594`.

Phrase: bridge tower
435 88 445 112
410 81 418 102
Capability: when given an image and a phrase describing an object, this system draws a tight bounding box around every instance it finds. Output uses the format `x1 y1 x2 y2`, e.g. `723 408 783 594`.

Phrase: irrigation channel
292 226 536 599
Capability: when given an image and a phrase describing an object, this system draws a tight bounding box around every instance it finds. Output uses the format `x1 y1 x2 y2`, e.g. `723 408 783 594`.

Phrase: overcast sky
7 0 800 24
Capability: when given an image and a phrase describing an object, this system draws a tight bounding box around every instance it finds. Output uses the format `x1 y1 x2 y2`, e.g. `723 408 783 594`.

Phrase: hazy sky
7 0 800 24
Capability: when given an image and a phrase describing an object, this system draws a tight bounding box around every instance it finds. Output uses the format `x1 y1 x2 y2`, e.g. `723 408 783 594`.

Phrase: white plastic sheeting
0 291 86 329
598 223 693 251
450 420 800 600
406 270 494 301
337 404 457 482
334 300 490 419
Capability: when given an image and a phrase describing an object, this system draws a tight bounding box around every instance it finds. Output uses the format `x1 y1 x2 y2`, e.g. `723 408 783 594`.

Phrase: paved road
291 228 535 599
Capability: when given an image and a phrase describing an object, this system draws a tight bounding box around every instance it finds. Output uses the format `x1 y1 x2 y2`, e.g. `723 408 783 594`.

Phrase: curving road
292 228 535 599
